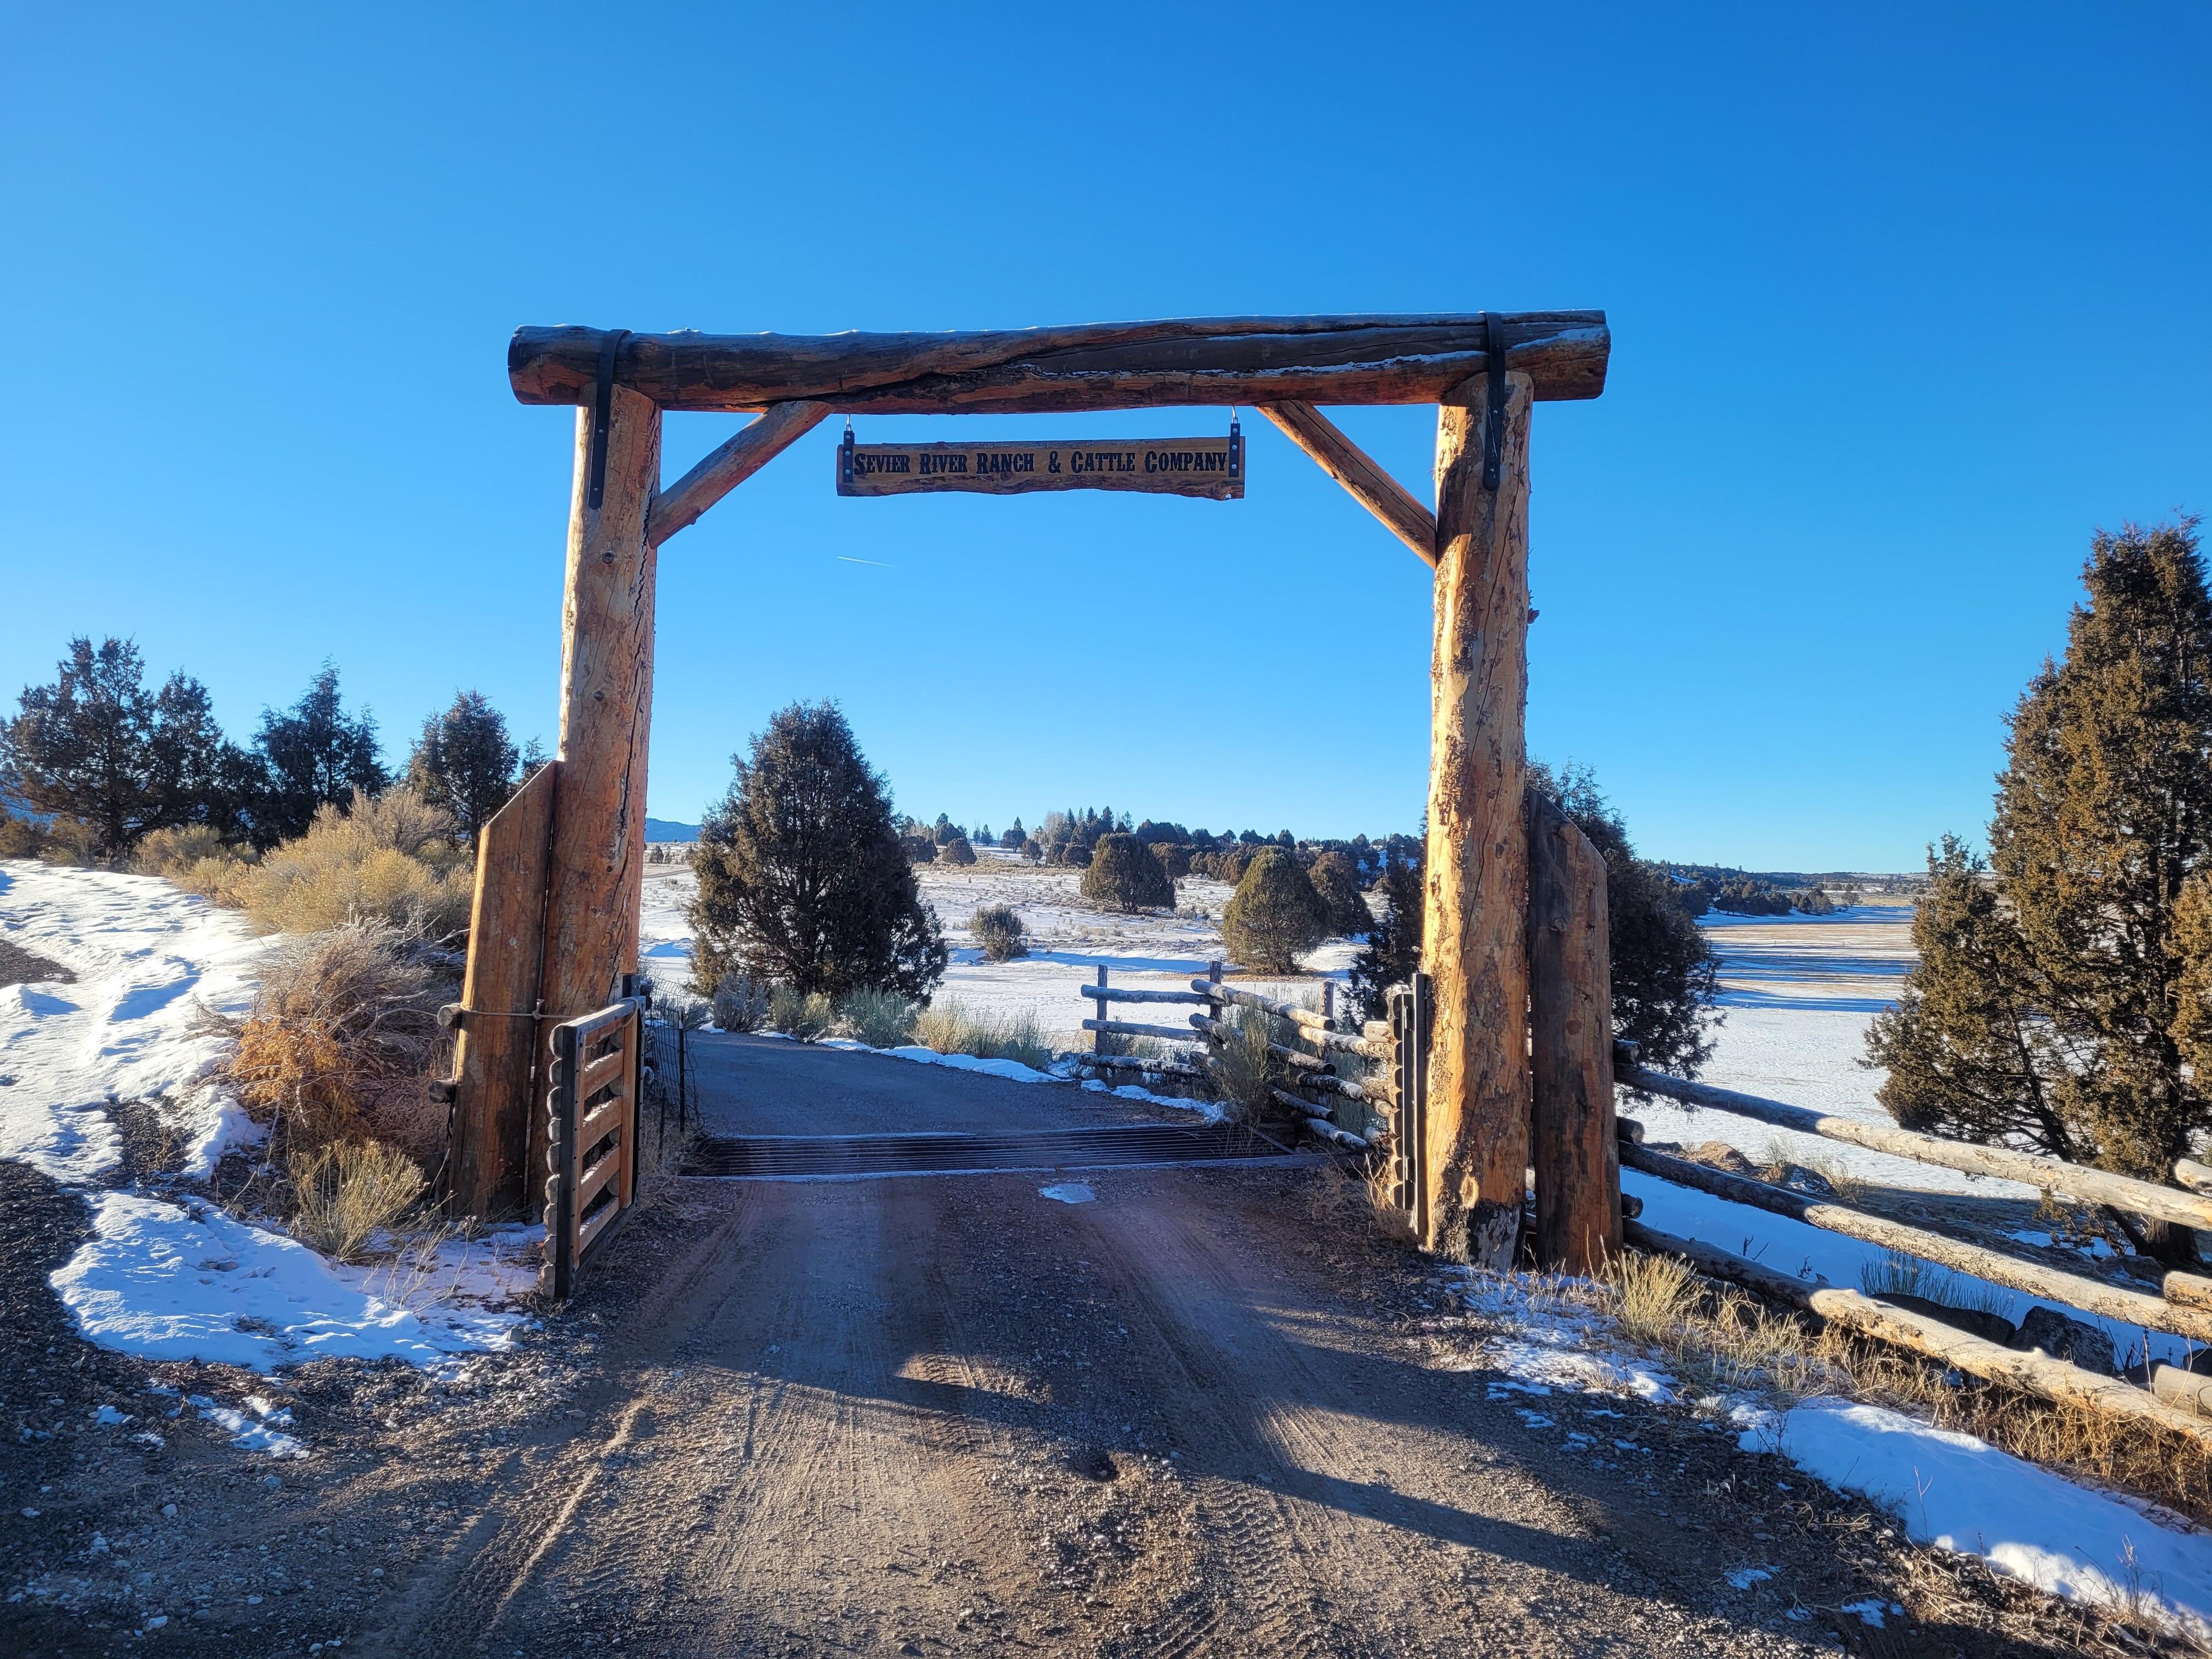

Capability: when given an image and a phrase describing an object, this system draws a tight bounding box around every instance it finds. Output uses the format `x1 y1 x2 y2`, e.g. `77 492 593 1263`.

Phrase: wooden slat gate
540 996 645 1300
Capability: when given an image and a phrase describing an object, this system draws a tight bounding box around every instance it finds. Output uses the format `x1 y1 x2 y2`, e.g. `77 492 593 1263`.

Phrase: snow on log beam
509 313 1612 414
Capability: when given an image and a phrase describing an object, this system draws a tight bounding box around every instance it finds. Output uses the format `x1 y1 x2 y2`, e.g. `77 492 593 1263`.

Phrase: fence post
1094 964 1108 1055
1321 979 1336 1029
1390 974 1433 1243
1526 789 1620 1275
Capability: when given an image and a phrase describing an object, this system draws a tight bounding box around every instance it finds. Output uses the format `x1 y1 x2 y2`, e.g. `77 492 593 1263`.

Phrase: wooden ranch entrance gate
441 312 1619 1286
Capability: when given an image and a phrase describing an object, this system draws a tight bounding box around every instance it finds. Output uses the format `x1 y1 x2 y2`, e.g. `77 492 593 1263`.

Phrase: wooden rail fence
1619 1052 2212 1444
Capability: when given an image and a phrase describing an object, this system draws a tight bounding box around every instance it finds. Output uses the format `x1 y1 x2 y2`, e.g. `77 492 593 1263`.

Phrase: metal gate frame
540 995 646 1300
1388 972 1432 1243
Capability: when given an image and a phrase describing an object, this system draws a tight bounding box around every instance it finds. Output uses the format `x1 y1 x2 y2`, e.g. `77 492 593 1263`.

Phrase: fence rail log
1624 1221 2212 1448
1623 1142 2212 1346
1256 400 1437 566
1078 985 1212 1005
1082 1017 1202 1044
2176 1158 2212 1198
1077 1052 1209 1081
510 313 1612 414
1190 981 1390 1059
1189 1012 1336 1071
1622 1065 2212 1233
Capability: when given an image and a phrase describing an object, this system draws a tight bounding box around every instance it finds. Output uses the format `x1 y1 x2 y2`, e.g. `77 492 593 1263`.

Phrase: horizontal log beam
1256 400 1437 567
1074 1052 1210 1081
647 401 830 547
1078 984 1213 1005
1624 1220 2212 1449
1271 1094 1371 1151
1188 1012 1334 1071
1623 1142 2212 1346
1622 1066 2212 1233
1081 1017 1202 1043
510 313 1611 414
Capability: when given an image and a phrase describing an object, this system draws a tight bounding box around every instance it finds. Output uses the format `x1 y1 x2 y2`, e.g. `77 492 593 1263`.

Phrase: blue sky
5 4 2207 870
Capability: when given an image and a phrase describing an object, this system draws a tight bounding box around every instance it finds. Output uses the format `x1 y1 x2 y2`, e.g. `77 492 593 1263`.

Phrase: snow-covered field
0 859 533 1386
641 851 1359 1041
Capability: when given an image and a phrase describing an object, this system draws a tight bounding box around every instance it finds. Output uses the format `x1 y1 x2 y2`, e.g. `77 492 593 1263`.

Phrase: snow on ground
1450 1267 2212 1642
50 1193 532 1372
1630 905 2030 1200
0 862 275 1180
1 860 533 1381
1741 1398 2212 1641
641 851 1360 1051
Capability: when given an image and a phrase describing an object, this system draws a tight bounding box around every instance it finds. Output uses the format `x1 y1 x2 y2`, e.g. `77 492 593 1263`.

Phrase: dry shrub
912 997 1054 1070
836 986 919 1047
768 983 835 1040
225 921 448 1168
1206 1005 1297 1124
236 787 472 940
135 824 255 902
709 971 771 1032
286 1140 426 1262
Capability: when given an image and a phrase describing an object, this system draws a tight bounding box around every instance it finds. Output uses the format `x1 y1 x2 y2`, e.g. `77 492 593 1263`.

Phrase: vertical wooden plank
1526 787 1620 1274
445 761 558 1218
1422 370 1535 1269
619 1009 639 1207
1094 964 1108 1054
532 384 662 1188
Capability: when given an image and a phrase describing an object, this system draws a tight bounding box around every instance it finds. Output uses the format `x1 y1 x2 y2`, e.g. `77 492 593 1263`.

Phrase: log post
1422 370 1535 1268
1527 787 1620 1274
530 383 662 1188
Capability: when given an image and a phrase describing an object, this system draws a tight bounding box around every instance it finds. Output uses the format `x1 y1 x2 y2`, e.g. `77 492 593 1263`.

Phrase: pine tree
1871 518 2212 1214
407 690 529 843
1 637 245 857
1222 849 1327 973
689 702 945 999
253 664 387 844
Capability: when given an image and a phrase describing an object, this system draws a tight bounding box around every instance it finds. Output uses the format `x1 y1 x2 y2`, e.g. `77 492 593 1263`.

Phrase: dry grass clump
835 986 920 1047
234 787 472 940
1607 1247 2212 1529
285 1140 427 1262
768 984 835 1041
1206 1005 1298 1124
708 971 771 1032
911 997 1054 1070
224 920 449 1169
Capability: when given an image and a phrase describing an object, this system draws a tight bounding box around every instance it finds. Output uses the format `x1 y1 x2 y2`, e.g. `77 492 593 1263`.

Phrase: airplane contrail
836 555 895 567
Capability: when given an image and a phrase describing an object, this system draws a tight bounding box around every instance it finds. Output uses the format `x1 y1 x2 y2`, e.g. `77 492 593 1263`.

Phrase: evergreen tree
937 834 976 866
1529 762 1722 1076
1350 846 1424 1019
1223 849 1328 972
1000 819 1025 850
1307 850 1370 938
1081 832 1173 912
1871 518 2212 1214
1 637 245 857
689 702 945 999
253 664 387 844
407 690 531 843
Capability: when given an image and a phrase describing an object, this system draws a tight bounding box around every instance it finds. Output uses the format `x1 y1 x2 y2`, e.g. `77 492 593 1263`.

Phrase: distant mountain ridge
645 818 700 843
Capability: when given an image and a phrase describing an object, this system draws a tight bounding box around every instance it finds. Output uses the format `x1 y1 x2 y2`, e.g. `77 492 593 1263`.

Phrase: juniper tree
1081 832 1173 912
253 664 387 844
1529 762 1722 1075
407 690 533 843
1350 845 1424 1020
1870 518 2212 1228
1308 850 1370 938
2 637 247 857
689 701 945 1000
1223 848 1327 973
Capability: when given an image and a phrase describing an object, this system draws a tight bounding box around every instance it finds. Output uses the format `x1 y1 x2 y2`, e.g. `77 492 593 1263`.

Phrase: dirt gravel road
9 1043 2107 1659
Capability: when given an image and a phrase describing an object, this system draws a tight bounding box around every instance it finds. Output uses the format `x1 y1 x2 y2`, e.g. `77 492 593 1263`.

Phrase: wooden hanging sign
838 424 1243 499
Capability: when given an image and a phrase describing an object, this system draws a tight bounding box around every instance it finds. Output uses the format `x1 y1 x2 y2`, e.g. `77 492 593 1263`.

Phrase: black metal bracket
1227 414 1243 484
586 329 633 512
1481 313 1508 493
839 424 856 494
